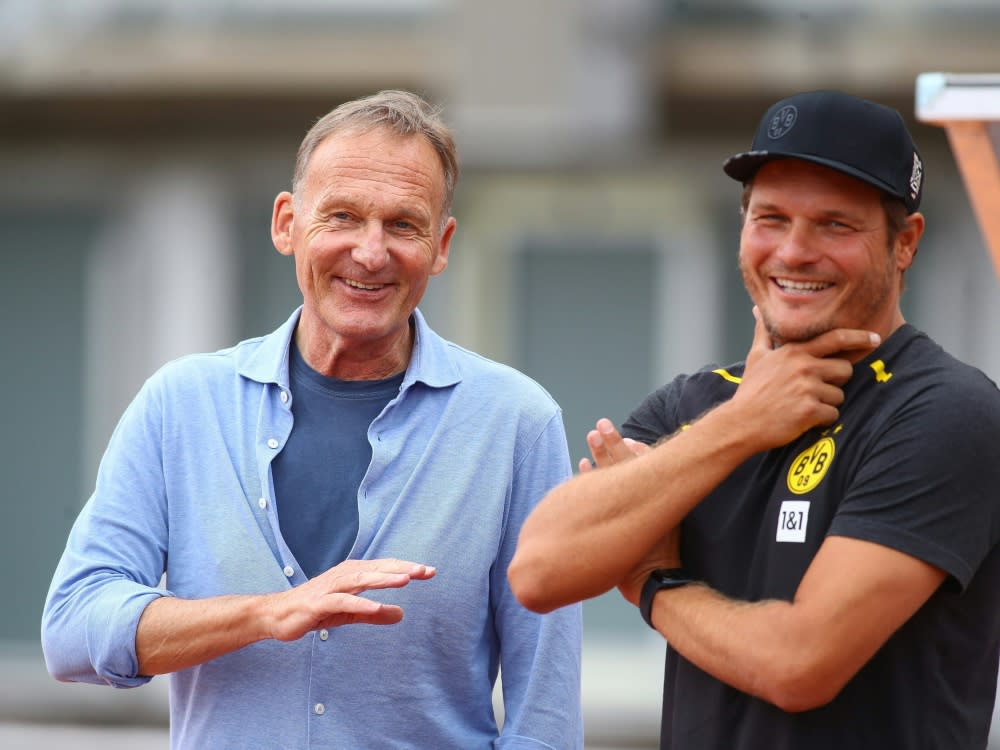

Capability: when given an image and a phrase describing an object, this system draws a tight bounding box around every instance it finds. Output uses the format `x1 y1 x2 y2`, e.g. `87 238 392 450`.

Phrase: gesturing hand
578 418 651 475
266 558 436 641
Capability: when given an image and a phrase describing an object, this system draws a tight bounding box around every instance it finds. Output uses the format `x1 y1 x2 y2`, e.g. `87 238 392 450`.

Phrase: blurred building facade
2 1 999 746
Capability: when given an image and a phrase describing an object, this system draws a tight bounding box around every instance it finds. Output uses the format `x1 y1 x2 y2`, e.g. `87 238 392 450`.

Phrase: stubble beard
740 252 896 348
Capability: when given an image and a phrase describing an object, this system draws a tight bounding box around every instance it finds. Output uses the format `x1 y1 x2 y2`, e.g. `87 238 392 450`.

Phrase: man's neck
294 319 413 381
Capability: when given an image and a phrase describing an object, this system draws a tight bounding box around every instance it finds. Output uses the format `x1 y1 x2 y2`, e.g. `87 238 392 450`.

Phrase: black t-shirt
622 325 1000 750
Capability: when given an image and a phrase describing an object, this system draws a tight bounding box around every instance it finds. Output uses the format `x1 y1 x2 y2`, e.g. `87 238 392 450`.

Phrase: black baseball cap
723 90 924 213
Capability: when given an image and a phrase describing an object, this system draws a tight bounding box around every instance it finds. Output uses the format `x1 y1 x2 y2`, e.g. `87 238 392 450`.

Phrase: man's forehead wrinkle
313 158 439 198
750 184 876 220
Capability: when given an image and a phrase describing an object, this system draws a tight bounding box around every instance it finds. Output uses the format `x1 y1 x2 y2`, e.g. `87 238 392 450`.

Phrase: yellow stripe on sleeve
712 368 743 384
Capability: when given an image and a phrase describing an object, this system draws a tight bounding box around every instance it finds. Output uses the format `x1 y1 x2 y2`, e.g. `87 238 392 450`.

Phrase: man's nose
774 221 821 265
351 223 389 271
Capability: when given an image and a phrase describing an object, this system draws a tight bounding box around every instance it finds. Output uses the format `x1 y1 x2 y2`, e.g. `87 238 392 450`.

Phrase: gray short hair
292 90 459 220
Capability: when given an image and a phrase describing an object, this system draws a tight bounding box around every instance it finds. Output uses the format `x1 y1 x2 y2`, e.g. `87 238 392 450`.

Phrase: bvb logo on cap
767 105 798 140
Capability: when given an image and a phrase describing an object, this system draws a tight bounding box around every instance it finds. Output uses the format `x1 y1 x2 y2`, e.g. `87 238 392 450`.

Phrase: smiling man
509 90 1000 749
42 90 582 750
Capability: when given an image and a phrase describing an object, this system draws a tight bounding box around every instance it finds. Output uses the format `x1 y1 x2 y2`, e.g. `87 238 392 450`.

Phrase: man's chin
766 320 832 347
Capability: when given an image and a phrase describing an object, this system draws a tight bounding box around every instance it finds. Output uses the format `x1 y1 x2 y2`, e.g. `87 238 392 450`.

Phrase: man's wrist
703 400 769 457
639 568 695 629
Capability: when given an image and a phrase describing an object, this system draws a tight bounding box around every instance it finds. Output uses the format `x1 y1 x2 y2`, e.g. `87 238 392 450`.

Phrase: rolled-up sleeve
41 377 173 687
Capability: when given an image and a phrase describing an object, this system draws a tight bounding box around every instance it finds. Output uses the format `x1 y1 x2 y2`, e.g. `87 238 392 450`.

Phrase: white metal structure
917 73 1000 280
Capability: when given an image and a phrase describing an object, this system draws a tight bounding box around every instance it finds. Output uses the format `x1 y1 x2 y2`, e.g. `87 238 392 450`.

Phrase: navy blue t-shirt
272 343 404 578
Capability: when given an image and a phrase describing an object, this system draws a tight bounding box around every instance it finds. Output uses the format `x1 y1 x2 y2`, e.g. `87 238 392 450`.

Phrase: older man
43 90 582 750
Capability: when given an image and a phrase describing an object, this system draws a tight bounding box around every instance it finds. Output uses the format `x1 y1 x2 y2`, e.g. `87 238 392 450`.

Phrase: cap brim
723 150 904 203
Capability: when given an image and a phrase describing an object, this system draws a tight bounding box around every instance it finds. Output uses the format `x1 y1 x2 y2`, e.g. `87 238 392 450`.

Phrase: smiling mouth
344 278 385 291
774 277 833 293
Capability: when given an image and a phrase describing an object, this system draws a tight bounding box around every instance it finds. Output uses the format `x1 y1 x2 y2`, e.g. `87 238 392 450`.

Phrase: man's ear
896 212 925 271
272 192 295 256
431 216 457 276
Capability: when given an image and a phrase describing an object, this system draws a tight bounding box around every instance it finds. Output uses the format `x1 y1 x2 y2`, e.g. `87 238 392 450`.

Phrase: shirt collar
403 308 462 391
236 306 462 391
235 307 299 389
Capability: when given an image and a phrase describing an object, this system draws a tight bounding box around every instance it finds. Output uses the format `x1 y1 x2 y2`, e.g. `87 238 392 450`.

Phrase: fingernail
869 333 881 346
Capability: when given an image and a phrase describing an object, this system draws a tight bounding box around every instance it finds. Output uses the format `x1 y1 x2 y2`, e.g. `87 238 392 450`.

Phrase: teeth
776 278 832 292
345 278 383 291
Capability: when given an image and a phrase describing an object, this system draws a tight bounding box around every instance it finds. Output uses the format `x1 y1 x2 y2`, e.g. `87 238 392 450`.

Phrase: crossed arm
508 315 877 610
509 316 946 711
632 534 943 711
507 403 765 612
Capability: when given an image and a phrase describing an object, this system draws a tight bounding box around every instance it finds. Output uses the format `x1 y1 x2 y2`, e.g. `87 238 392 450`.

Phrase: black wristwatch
640 568 694 629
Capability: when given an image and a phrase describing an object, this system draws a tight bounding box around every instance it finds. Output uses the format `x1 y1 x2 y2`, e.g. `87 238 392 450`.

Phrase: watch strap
640 567 694 629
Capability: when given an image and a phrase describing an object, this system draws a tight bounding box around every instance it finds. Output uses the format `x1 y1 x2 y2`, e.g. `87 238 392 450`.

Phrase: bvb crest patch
787 437 835 494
